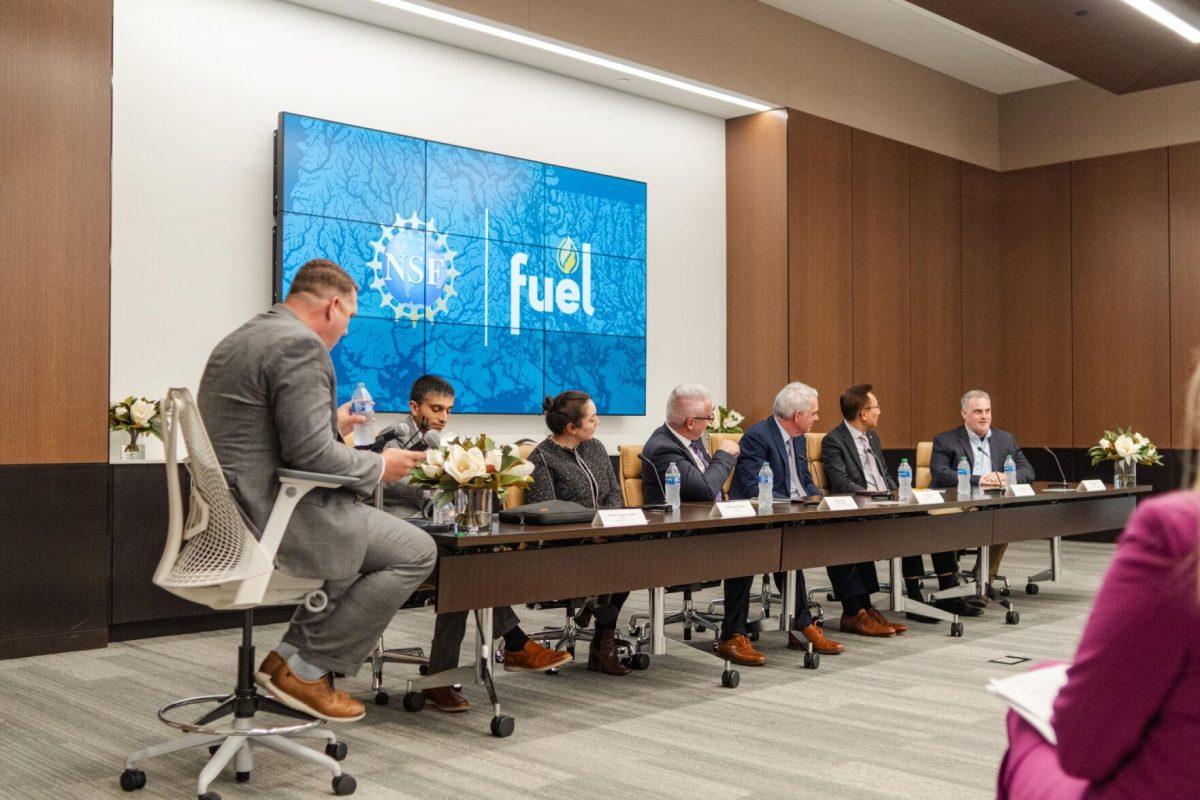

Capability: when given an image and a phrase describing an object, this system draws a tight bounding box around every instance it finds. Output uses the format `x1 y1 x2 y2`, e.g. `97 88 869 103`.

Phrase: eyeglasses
689 415 715 423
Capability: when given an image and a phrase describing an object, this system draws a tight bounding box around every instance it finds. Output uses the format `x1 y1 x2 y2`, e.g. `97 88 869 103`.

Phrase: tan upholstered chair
805 432 827 492
915 441 933 490
706 432 744 498
619 445 644 506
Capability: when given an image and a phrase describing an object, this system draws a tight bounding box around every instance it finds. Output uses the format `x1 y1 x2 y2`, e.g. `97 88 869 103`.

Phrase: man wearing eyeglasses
640 383 740 505
927 389 1034 609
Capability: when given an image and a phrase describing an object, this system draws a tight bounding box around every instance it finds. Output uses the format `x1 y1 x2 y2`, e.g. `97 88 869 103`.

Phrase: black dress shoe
936 597 984 617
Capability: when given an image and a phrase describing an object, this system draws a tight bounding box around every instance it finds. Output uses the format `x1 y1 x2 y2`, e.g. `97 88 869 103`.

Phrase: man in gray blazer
198 258 436 722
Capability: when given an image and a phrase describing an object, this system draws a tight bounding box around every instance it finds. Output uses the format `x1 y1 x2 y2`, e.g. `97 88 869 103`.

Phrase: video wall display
273 112 647 414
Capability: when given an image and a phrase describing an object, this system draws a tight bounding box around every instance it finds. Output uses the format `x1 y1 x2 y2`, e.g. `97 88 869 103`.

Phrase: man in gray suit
198 258 437 722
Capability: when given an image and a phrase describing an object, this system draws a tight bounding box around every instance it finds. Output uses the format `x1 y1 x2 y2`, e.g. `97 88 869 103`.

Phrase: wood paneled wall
729 109 1200 450
0 0 111 465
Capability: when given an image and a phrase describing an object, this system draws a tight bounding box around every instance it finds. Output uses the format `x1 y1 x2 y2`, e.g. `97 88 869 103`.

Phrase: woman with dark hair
527 391 632 676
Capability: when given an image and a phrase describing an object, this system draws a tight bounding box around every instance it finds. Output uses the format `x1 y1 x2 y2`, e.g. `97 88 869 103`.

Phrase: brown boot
587 627 632 675
423 686 469 712
790 623 845 654
867 607 907 634
503 640 573 672
840 609 896 637
253 651 365 722
716 633 766 666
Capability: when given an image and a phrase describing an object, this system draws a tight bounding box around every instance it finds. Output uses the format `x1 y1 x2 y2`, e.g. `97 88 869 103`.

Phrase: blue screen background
275 113 646 414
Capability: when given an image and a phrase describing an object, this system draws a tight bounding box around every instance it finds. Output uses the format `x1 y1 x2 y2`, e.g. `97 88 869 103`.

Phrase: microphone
1042 446 1071 490
637 452 670 509
367 424 402 452
422 429 441 449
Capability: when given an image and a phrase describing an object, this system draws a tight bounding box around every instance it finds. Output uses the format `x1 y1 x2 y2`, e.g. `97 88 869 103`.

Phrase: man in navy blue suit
718 382 879 666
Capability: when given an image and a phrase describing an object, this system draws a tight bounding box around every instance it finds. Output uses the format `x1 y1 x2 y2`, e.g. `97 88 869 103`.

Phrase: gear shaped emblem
367 212 460 324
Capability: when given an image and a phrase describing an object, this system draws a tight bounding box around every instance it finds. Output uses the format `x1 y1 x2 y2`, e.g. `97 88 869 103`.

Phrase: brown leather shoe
254 651 365 722
716 634 766 666
588 628 632 676
867 607 906 634
840 609 896 637
424 686 469 712
791 623 845 654
503 640 573 672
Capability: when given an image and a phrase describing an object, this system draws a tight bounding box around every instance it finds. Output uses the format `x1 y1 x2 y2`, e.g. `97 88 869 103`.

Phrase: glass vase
455 486 494 535
1114 460 1137 489
122 433 146 461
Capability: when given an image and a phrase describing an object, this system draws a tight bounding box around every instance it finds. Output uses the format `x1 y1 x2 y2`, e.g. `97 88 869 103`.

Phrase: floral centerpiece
707 405 745 434
408 434 535 533
1087 426 1162 488
109 396 163 460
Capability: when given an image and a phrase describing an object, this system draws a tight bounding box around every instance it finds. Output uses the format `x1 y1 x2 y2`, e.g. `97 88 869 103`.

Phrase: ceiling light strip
1120 0 1200 44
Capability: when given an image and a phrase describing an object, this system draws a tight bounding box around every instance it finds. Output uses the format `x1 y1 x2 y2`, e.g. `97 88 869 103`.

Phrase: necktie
860 436 884 491
784 437 804 499
689 440 721 501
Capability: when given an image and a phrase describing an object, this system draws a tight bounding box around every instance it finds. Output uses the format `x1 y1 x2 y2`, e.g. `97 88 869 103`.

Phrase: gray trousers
428 606 520 674
283 509 436 677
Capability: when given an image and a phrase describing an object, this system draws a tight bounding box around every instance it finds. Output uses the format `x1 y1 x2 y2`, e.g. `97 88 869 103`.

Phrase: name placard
912 489 944 505
818 495 859 511
712 500 757 518
592 508 648 528
1078 479 1107 492
1007 484 1036 497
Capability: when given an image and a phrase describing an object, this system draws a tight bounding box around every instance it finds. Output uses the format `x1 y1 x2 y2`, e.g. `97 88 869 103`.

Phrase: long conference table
403 483 1145 735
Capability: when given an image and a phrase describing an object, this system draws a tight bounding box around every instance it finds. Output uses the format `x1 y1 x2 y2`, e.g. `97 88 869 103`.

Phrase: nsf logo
367 213 460 324
510 236 594 334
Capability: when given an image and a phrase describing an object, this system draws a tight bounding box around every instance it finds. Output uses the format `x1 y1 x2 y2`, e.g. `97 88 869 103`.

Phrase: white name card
818 495 859 511
1007 484 1036 497
592 508 648 528
1078 479 1107 492
912 489 944 505
712 500 757 518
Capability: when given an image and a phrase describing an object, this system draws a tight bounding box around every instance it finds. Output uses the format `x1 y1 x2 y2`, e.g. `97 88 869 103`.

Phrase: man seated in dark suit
818 384 908 636
641 383 740 506
928 389 1035 607
724 382 847 666
199 258 437 722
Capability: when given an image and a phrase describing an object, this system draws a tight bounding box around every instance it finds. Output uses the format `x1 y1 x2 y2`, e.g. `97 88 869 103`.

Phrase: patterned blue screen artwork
275 113 647 414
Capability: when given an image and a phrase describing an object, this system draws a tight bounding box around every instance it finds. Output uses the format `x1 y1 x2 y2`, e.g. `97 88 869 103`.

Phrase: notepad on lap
986 663 1070 745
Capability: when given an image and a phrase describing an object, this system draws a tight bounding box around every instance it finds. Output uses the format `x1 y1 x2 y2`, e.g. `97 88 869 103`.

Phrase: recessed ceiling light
368 0 775 112
1119 0 1200 44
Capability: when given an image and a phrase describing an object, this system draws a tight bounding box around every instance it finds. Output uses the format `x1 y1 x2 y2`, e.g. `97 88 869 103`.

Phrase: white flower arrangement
1088 426 1162 467
407 433 534 502
109 395 163 447
707 405 745 434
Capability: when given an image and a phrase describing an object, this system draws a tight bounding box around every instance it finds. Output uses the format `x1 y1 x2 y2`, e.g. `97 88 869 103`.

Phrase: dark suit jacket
822 422 897 494
641 424 736 503
730 417 821 501
929 426 1035 488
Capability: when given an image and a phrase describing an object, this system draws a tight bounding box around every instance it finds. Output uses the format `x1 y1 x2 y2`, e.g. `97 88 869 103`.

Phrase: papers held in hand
986 663 1070 745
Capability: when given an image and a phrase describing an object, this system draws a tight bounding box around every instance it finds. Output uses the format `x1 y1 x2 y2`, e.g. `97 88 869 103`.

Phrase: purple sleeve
1052 495 1198 781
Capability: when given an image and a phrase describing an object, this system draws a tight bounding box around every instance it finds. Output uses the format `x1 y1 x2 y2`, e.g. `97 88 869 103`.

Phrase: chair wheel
402 691 425 712
1006 611 1020 625
332 773 357 796
490 715 515 737
628 652 650 670
545 667 561 675
950 622 964 637
418 663 429 676
747 631 759 642
235 771 250 783
374 691 390 706
119 769 146 791
804 651 820 670
325 742 348 761
198 793 220 800
826 593 836 602
1000 587 1011 596
721 669 740 688
1026 583 1039 595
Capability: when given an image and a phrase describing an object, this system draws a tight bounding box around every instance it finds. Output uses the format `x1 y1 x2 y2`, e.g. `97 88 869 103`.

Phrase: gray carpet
0 539 1114 800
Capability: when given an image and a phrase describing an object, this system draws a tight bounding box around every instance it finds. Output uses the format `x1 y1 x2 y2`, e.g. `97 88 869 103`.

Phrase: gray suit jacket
198 304 383 580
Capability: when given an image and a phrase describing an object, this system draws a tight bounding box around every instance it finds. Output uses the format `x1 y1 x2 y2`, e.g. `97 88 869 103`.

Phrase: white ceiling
762 0 1077 95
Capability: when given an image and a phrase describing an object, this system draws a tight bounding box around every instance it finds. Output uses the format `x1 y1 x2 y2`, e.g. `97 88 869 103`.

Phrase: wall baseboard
0 628 107 661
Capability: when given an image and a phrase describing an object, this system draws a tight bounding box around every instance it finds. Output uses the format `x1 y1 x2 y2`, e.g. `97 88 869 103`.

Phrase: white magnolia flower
444 444 486 483
1099 437 1112 450
484 448 503 474
726 410 744 426
130 399 156 427
1134 433 1147 446
1113 435 1139 459
507 460 535 479
114 405 129 418
422 448 445 477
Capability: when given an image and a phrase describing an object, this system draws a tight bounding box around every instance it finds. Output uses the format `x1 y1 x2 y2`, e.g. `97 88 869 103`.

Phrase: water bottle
957 456 971 496
350 382 375 448
1004 454 1017 491
898 458 913 501
664 461 681 511
757 461 774 515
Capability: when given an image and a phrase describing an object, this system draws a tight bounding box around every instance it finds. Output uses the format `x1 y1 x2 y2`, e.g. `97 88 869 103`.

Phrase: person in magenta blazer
997 491 1200 798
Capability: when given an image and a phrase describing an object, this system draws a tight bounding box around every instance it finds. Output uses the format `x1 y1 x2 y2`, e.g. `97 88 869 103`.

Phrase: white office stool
120 388 357 800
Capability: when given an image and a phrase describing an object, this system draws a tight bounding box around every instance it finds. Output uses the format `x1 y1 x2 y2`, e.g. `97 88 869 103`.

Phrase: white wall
110 0 726 460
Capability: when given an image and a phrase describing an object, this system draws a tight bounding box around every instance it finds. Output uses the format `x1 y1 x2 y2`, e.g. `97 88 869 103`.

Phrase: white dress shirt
967 427 993 477
845 421 886 491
